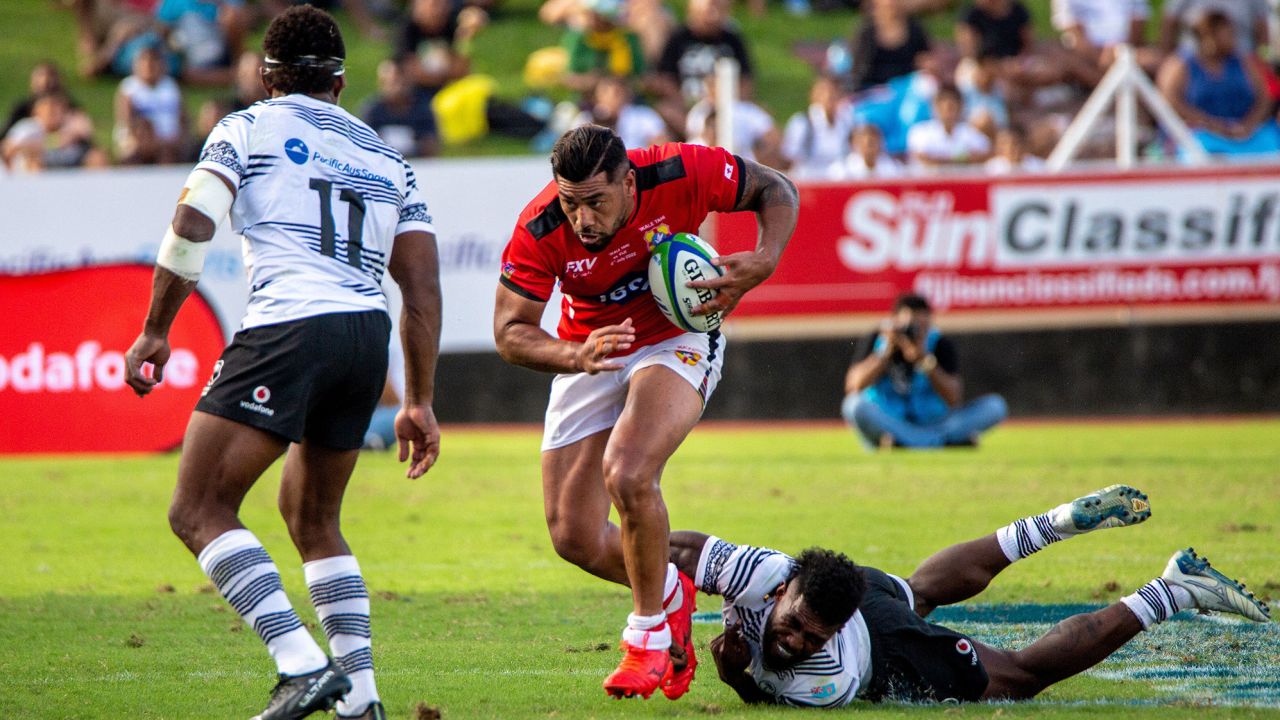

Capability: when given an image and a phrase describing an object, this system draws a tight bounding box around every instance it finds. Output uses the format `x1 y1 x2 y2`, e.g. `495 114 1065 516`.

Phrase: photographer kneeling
842 293 1007 449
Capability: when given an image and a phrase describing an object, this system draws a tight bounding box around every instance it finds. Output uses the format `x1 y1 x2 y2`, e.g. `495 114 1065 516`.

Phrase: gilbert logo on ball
647 232 723 333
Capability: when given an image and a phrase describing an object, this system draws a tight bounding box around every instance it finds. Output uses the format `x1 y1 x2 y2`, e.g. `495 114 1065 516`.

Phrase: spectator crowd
4 0 1280 176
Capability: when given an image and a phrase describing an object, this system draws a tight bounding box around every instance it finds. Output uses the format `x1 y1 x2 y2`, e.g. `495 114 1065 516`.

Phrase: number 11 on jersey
309 178 366 268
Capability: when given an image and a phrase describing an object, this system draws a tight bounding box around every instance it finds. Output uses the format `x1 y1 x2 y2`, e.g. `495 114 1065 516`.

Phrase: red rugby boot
662 572 698 700
603 641 672 699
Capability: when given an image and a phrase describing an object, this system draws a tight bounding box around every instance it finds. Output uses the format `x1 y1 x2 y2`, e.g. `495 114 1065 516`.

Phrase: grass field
3 420 1278 719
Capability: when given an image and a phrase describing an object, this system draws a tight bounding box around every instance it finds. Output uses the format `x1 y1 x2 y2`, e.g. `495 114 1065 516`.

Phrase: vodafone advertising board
0 265 226 453
716 164 1280 318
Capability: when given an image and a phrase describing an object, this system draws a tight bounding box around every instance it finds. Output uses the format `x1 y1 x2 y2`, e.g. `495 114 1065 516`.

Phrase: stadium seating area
3 0 1280 175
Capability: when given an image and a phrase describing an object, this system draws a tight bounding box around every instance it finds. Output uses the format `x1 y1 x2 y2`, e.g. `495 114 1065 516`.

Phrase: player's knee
602 460 660 512
279 503 339 551
547 521 602 568
167 499 199 546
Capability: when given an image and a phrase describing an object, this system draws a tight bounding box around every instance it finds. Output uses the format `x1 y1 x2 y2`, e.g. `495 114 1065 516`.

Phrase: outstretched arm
689 158 798 317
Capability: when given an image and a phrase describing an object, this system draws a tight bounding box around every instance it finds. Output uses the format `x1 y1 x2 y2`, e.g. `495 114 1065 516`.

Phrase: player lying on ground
123 7 442 720
493 125 799 700
669 485 1271 706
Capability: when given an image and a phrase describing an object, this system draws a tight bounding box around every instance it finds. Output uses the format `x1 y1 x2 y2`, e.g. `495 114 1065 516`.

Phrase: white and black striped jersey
195 93 434 330
695 536 873 708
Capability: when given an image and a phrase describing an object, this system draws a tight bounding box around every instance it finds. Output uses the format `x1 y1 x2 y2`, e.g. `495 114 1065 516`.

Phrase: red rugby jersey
500 143 744 348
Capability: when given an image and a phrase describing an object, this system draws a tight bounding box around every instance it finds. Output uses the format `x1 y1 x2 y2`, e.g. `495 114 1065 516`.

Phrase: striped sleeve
695 537 794 605
397 162 435 235
195 109 255 187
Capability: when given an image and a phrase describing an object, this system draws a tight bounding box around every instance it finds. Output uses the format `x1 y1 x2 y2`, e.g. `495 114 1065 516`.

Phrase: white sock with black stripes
305 555 378 717
995 512 1067 562
1121 578 1193 629
197 529 328 676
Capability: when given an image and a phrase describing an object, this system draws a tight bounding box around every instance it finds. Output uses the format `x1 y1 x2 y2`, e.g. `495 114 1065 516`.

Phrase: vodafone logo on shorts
956 638 979 666
0 265 226 453
240 385 275 417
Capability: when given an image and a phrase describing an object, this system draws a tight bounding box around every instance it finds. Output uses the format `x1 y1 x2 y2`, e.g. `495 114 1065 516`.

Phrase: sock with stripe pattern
197 529 329 676
305 555 379 716
995 512 1065 562
1121 578 1192 629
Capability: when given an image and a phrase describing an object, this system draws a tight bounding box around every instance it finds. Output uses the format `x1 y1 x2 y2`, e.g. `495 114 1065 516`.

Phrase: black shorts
859 567 990 703
195 311 391 450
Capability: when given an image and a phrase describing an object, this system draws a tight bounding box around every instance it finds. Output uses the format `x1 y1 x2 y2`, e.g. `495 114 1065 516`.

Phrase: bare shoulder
733 157 799 213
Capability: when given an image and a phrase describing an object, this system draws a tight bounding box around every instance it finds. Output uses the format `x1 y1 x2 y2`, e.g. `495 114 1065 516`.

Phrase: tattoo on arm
733 158 799 213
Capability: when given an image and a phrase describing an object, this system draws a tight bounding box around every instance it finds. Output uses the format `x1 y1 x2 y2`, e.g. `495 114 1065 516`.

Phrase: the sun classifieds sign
714 165 1280 321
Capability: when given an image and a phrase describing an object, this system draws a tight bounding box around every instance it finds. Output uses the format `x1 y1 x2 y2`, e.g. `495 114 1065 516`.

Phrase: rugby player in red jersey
493 125 799 700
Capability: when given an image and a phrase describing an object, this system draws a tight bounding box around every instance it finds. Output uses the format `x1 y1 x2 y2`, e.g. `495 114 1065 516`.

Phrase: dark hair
935 83 963 104
262 6 346 95
550 125 629 181
1194 10 1232 36
34 90 70 107
1000 123 1027 142
790 548 866 628
893 292 931 312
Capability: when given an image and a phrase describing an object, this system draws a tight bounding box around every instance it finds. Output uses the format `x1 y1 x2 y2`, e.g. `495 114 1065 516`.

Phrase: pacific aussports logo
674 350 701 366
501 261 516 278
284 138 309 164
644 224 673 251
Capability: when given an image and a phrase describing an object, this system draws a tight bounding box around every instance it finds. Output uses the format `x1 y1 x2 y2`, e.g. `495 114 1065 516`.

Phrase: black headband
263 55 346 76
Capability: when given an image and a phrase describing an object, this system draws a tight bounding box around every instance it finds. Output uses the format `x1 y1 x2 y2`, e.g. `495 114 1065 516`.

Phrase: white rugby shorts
541 331 725 451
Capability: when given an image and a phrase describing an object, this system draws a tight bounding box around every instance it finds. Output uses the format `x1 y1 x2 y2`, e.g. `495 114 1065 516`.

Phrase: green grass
1 420 1278 718
0 0 1171 158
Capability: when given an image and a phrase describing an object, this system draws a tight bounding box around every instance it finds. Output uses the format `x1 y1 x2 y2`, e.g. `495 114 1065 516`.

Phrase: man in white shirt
571 75 668 150
828 123 904 180
124 7 442 719
906 84 991 170
685 76 780 163
669 485 1270 706
984 125 1045 175
781 75 855 180
1053 0 1155 71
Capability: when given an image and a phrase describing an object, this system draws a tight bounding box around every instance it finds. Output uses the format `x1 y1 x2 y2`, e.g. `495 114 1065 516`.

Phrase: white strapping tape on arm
156 169 235 281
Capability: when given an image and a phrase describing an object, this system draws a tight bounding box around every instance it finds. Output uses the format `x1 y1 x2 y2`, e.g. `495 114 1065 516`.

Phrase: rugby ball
648 232 724 333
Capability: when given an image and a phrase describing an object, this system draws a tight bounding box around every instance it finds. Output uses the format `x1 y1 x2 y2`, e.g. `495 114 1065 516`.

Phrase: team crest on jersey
501 261 516 278
644 224 673 251
810 683 837 699
284 138 309 165
674 349 701 366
